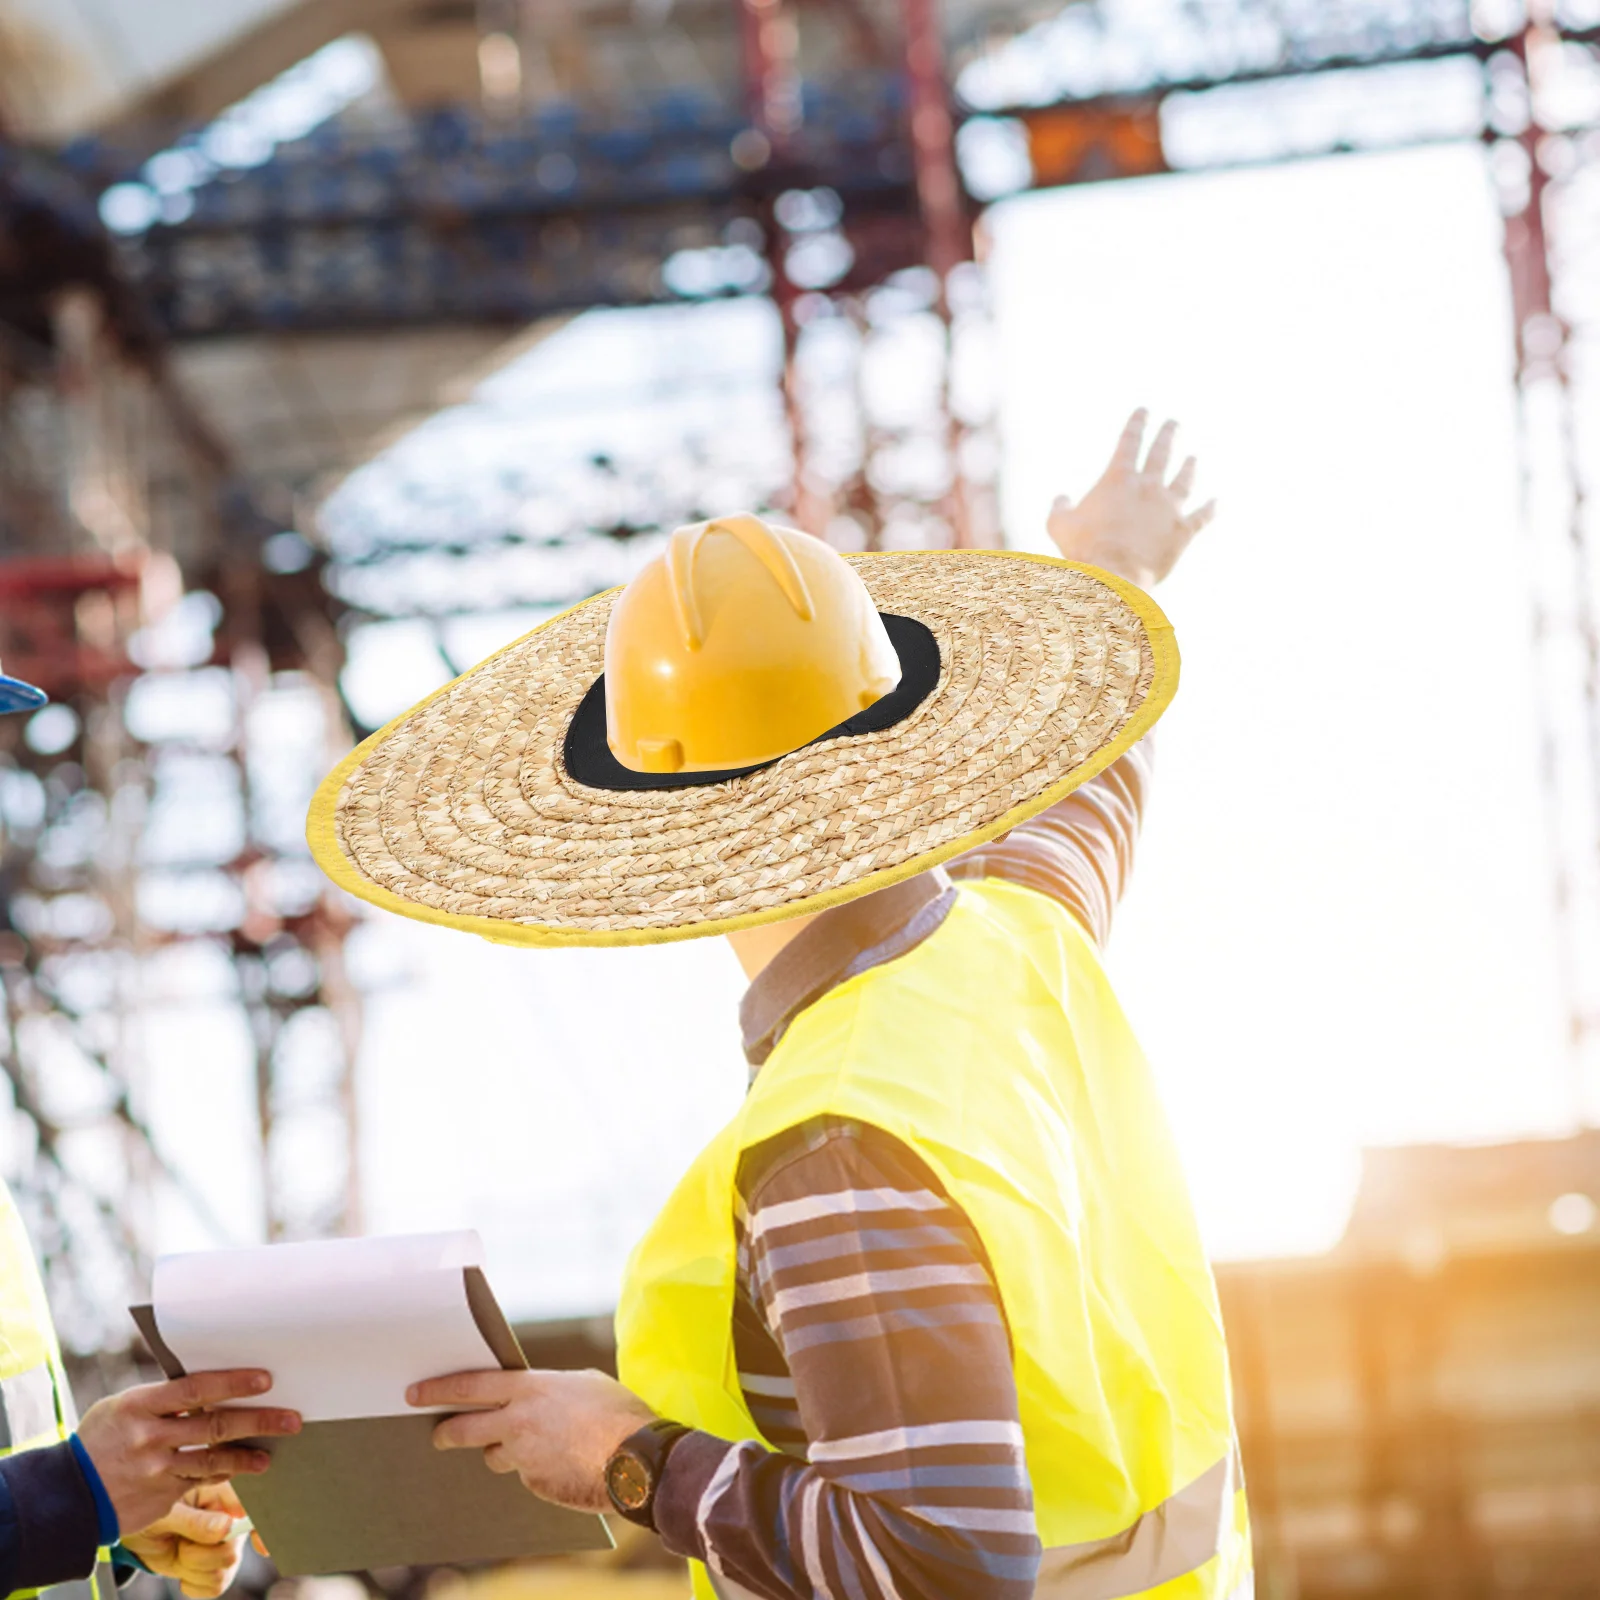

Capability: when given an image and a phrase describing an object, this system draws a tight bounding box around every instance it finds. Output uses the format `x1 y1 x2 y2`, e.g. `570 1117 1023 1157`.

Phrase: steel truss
0 266 362 1347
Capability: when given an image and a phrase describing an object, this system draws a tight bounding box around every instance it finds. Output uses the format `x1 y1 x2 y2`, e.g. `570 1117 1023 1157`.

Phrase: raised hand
1047 409 1215 589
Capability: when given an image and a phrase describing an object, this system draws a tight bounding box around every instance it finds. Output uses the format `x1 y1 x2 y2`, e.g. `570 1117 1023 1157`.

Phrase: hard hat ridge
603 514 901 775
666 516 814 650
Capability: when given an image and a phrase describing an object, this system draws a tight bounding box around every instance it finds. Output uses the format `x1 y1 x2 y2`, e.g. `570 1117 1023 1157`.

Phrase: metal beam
94 0 396 138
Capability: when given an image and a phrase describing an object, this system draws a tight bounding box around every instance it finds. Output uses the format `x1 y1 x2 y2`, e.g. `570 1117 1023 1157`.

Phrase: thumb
190 1482 246 1519
162 1501 237 1545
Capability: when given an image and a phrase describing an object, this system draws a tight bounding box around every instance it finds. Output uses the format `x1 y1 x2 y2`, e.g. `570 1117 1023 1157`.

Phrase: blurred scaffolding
0 138 361 1352
53 0 1600 1108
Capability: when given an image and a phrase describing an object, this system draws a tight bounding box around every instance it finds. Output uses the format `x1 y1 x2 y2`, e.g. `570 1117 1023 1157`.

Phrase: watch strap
607 1418 691 1528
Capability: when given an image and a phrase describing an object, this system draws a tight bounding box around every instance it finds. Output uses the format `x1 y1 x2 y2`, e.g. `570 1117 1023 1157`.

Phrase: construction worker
311 410 1250 1600
0 668 302 1600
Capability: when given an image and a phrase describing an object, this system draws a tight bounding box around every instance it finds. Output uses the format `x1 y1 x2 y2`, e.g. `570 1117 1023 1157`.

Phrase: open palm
1047 409 1215 589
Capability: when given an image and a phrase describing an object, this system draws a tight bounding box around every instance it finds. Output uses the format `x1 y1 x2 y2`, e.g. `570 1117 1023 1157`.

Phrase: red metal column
739 0 801 142
737 0 833 537
899 0 975 547
1500 14 1600 1119
899 0 966 290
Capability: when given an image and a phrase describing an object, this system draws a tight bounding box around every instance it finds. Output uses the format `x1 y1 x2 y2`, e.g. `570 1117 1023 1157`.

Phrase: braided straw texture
315 551 1173 946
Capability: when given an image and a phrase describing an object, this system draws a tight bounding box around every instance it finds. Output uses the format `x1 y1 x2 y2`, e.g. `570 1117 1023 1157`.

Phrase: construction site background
1 2 1598 1598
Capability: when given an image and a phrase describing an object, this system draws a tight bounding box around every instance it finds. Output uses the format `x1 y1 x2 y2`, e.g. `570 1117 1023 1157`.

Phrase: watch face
607 1451 652 1512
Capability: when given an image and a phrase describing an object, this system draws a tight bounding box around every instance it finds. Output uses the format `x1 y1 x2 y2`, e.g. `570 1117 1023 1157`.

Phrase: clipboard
130 1264 612 1576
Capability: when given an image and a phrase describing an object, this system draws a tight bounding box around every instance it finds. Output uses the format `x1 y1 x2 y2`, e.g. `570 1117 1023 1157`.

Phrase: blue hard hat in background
0 670 47 715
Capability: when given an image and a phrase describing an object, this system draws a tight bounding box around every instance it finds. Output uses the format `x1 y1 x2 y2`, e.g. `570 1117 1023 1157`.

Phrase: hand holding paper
76 1371 301 1535
131 1231 612 1576
411 1368 656 1513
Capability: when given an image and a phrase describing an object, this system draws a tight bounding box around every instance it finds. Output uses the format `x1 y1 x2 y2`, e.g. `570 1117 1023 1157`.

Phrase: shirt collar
739 869 957 1071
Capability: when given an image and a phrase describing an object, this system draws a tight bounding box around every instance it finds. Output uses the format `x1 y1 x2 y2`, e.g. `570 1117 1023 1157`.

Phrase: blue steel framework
72 83 919 338
36 10 1600 341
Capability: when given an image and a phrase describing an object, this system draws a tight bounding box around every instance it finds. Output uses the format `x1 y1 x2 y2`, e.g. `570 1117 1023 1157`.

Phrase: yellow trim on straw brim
306 550 1178 949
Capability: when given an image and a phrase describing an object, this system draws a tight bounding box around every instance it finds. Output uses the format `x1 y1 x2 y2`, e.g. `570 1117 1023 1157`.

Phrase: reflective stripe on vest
617 880 1254 1600
0 1181 109 1600
708 1460 1252 1600
1034 1448 1246 1600
720 1555 1254 1600
39 1562 120 1600
0 1364 59 1453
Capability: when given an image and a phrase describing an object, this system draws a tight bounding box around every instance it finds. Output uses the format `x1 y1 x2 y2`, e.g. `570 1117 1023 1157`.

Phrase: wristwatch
604 1419 691 1528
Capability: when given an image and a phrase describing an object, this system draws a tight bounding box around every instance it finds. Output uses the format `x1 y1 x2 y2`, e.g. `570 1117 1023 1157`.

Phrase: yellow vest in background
0 1181 109 1600
617 880 1252 1600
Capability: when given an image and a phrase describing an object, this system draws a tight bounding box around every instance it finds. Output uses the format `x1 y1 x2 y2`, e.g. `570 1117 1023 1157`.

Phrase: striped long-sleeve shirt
650 745 1152 1600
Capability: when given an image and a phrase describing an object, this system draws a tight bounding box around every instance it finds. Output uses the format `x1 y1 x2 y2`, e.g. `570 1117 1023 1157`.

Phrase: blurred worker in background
316 411 1246 1600
0 668 302 1600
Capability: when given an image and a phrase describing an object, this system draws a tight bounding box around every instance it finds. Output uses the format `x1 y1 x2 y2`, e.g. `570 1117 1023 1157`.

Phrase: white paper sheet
153 1231 503 1422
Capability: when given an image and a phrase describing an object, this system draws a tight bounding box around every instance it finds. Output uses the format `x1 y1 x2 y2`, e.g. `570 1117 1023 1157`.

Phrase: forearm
949 738 1153 944
0 1442 101 1594
655 1429 1036 1600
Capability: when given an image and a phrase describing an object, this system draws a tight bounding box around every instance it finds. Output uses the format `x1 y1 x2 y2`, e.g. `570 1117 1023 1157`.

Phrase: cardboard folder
130 1241 612 1577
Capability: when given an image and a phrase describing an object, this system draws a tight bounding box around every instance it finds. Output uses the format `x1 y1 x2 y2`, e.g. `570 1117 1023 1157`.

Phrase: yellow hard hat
605 514 902 773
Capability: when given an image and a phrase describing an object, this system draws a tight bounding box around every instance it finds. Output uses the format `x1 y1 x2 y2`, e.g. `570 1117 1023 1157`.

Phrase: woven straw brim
307 550 1177 947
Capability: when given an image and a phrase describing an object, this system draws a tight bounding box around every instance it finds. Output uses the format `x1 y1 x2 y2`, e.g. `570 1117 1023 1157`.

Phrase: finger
170 1539 240 1575
1158 502 1214 579
1110 409 1147 474
190 1482 246 1519
1049 493 1072 515
120 1534 176 1567
408 1371 522 1410
484 1444 519 1475
1169 455 1197 500
161 1409 301 1449
176 1563 235 1600
140 1372 273 1416
1142 419 1177 480
432 1409 510 1452
155 1501 236 1545
172 1446 273 1480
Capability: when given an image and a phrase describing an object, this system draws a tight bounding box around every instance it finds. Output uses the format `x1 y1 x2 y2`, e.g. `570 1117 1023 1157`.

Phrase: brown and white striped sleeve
947 741 1153 944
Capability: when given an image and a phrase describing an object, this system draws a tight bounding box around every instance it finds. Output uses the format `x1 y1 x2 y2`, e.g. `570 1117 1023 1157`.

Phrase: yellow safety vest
1 1181 112 1600
617 880 1253 1600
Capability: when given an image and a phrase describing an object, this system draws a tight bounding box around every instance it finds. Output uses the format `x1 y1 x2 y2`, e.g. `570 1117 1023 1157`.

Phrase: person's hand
76 1371 300 1537
1047 409 1215 588
408 1369 656 1513
120 1484 250 1599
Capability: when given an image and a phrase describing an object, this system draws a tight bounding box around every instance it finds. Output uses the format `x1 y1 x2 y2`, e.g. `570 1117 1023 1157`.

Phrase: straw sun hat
307 540 1177 947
